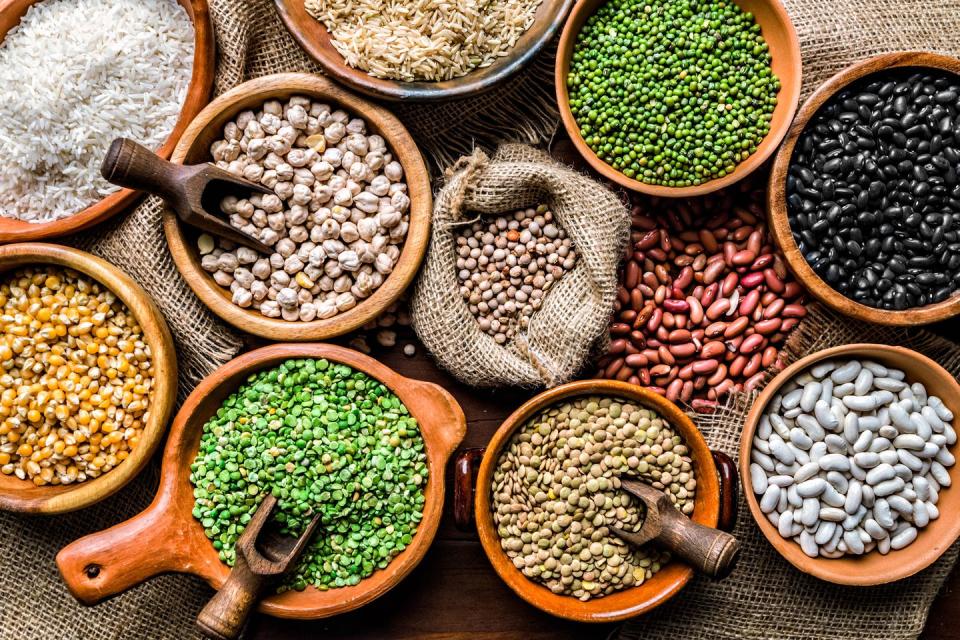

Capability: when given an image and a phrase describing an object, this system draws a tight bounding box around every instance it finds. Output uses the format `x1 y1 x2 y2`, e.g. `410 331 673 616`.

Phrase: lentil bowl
459 379 736 622
0 243 176 514
56 343 465 619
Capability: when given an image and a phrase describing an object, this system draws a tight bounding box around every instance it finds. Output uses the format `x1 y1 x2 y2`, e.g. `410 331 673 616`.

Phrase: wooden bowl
767 52 960 325
273 0 574 102
739 343 960 585
0 0 215 243
457 379 738 622
555 0 801 197
56 343 466 619
0 243 176 513
164 73 432 341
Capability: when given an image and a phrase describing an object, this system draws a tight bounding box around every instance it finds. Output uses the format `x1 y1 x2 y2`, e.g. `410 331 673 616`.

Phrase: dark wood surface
243 323 960 640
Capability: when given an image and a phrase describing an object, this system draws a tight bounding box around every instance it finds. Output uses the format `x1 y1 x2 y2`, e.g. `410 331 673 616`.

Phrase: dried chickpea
0 267 154 486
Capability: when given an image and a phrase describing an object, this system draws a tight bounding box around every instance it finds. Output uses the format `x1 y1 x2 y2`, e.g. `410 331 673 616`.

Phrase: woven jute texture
617 303 960 640
410 145 629 388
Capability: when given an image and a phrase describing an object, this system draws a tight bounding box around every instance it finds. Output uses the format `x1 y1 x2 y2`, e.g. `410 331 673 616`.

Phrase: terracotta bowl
56 343 466 619
768 52 960 325
0 0 215 243
555 0 801 197
740 343 960 585
164 73 432 341
273 0 574 102
0 243 176 514
455 379 738 622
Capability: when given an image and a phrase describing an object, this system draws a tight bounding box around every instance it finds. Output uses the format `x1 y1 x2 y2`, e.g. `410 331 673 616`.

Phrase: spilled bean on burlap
411 145 629 388
4 0 960 636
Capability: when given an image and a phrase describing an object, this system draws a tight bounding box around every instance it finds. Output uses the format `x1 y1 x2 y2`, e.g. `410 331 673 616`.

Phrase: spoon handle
196 555 268 640
101 137 186 201
656 507 741 578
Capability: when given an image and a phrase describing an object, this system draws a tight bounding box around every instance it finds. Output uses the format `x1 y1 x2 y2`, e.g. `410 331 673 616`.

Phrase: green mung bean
567 0 780 186
189 358 427 591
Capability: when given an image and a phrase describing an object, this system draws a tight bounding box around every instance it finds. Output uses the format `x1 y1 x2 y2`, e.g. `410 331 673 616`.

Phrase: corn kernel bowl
0 243 176 514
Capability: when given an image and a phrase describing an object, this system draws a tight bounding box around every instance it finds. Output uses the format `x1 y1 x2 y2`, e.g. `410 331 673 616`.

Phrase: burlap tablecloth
1 0 959 638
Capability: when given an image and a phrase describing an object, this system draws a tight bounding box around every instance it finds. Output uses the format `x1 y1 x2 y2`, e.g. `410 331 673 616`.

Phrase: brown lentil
0 267 154 485
491 396 695 600
596 182 807 407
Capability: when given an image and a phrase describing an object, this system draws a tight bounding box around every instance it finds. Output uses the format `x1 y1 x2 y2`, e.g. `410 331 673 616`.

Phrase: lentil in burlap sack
411 145 629 388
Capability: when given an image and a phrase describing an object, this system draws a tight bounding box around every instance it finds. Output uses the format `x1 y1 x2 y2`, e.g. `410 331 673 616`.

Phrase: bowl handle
453 448 485 531
410 379 467 459
711 450 739 533
56 500 190 604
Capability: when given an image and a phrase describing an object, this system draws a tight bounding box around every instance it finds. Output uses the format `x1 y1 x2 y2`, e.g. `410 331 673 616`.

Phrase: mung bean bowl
455 379 737 622
740 343 960 585
768 52 960 325
164 73 432 341
556 0 801 197
0 243 176 514
57 343 466 619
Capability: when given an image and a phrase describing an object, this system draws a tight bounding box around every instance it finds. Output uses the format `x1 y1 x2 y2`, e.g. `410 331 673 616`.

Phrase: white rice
304 0 544 82
0 0 195 222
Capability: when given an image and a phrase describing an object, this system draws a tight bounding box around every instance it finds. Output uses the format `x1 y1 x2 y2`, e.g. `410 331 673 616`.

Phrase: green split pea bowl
55 343 466 620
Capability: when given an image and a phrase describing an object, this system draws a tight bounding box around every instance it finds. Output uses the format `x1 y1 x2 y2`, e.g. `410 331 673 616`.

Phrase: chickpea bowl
164 73 432 341
0 243 176 514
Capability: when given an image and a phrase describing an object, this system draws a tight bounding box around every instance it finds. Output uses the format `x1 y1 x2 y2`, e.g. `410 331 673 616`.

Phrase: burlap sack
410 145 629 389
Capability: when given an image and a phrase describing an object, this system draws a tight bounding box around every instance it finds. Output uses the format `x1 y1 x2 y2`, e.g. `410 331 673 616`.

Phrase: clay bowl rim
474 379 720 622
0 243 177 514
164 72 432 341
739 343 960 585
56 342 466 619
555 0 802 198
273 0 575 103
0 0 215 243
767 51 960 326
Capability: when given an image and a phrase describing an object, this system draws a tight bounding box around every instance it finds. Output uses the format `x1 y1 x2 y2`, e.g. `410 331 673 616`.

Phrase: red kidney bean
761 345 778 368
740 272 765 288
721 272 739 296
642 348 659 363
750 254 773 270
668 329 691 344
615 365 633 382
680 381 694 403
637 230 659 249
782 282 803 299
743 352 763 377
678 363 695 380
732 249 756 266
728 355 748 377
646 308 663 332
624 342 640 356
629 330 646 347
656 326 670 341
702 260 726 285
666 378 683 401
781 318 800 331
675 315 687 330
762 298 784 319
609 339 627 354
713 379 735 397
782 304 807 318
692 359 719 374
739 289 761 316
706 298 730 320
610 323 630 335
754 318 782 335
723 316 750 338
740 333 765 355
706 364 728 386
625 353 648 367
630 288 644 311
669 343 697 358
662 298 689 313
744 372 766 391
760 291 778 306
638 369 651 385
625 260 641 289
628 375 641 386
658 346 675 365
687 296 704 324
701 340 726 359
650 363 672 377
704 322 726 338
763 268 785 293
674 266 694 289
605 358 625 378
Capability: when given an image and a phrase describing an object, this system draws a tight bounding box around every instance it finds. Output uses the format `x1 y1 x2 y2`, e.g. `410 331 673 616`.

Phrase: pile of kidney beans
596 181 807 408
787 68 960 310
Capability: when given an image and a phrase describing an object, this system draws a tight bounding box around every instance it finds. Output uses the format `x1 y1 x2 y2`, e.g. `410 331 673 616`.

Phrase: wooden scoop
100 137 273 254
609 478 740 579
196 494 321 640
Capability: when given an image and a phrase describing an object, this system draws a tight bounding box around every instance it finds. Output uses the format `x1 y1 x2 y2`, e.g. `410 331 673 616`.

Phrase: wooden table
246 323 960 640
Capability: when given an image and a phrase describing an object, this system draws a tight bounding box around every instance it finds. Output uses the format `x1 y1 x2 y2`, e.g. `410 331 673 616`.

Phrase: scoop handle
196 556 267 640
56 500 189 604
656 507 740 578
101 137 186 201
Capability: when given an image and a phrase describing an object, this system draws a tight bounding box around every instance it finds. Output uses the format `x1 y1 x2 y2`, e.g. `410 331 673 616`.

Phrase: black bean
787 67 960 310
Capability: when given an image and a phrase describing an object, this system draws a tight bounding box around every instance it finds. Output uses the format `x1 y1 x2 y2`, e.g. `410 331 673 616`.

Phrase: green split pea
189 358 428 591
567 0 780 186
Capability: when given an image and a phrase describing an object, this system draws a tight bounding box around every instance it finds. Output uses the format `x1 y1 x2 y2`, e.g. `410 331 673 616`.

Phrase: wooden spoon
196 494 321 640
609 478 740 579
100 137 273 254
